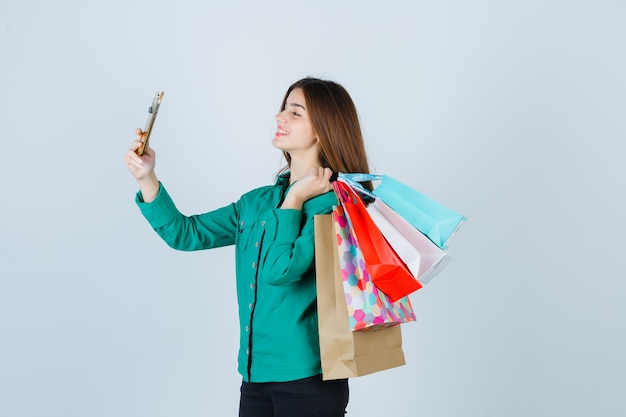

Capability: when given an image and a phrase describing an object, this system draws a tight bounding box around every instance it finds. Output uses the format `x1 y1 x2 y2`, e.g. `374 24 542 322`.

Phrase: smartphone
136 91 164 156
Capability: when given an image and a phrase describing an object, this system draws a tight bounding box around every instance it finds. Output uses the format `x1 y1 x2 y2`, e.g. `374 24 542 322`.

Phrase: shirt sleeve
258 191 337 285
136 183 238 251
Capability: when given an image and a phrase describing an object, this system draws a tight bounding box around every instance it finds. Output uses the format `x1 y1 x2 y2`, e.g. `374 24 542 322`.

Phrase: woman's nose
275 111 287 123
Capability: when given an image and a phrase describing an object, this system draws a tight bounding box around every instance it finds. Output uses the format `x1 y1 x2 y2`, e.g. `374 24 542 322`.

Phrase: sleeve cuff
135 183 181 229
270 208 302 242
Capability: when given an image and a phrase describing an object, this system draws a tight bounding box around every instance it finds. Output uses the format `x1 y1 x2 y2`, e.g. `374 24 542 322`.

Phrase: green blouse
135 174 337 382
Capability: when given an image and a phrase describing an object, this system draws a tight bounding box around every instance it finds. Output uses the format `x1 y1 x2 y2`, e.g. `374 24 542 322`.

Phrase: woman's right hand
124 128 160 203
124 128 156 181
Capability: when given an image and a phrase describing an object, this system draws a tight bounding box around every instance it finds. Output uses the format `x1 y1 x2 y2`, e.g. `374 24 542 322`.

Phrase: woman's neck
288 156 321 184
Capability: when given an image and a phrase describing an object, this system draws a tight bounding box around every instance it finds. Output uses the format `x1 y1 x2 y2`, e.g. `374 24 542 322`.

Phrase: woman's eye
292 112 300 117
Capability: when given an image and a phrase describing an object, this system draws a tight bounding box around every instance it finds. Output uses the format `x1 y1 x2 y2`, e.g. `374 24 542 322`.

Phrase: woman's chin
271 137 286 150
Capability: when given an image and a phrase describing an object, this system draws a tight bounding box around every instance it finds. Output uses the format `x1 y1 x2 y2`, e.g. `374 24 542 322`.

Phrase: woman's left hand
281 167 334 210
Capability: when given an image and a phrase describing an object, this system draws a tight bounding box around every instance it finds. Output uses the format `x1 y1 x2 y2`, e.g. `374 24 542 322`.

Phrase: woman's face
272 88 318 157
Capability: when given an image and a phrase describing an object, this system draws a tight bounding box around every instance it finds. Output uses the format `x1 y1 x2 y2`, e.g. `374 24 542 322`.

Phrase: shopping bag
366 198 452 284
315 214 406 380
339 173 467 249
334 180 422 301
333 205 416 331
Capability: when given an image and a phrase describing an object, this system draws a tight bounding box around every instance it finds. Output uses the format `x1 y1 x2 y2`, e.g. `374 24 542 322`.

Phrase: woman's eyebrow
287 102 306 111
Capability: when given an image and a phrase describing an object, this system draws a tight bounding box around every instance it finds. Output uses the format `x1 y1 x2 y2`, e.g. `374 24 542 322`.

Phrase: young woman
124 77 371 417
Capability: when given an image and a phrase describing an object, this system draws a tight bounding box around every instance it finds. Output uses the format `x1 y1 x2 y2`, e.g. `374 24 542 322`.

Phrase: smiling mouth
276 128 289 136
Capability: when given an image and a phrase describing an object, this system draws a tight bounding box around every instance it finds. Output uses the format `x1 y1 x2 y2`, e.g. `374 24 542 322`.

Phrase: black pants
239 374 349 417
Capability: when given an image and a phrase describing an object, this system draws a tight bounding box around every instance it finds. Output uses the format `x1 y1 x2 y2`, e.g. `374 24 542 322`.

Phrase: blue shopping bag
339 173 466 249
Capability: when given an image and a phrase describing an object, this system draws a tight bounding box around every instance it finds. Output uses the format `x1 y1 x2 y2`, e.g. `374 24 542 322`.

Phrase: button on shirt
136 174 337 383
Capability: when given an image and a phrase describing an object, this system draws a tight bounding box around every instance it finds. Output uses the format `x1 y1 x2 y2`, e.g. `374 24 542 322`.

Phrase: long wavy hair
279 77 372 189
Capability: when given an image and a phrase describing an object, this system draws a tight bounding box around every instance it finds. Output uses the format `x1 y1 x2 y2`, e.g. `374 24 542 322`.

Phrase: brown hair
279 77 371 187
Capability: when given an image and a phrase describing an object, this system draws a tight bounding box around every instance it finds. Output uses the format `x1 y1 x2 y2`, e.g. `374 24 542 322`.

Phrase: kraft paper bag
315 214 406 380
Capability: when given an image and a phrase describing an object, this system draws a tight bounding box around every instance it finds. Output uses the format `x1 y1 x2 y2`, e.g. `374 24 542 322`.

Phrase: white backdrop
1 1 625 416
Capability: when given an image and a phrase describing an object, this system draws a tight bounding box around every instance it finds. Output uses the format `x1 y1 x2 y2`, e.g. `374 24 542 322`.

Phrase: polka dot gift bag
333 205 416 331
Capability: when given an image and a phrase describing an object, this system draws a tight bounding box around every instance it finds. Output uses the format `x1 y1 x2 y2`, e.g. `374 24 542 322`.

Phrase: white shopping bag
367 199 452 285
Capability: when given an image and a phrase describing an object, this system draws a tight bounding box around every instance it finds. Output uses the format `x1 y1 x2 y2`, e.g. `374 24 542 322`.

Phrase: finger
126 158 144 170
125 149 145 167
322 168 333 184
323 178 333 192
130 140 143 151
